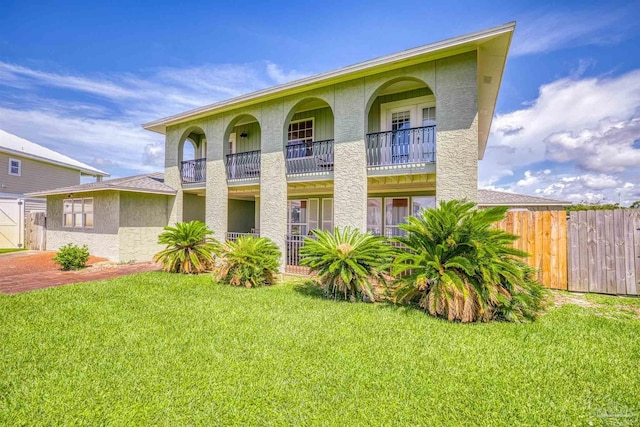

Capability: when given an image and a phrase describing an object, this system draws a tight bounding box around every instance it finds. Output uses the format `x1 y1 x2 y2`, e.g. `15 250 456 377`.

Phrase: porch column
205 118 228 243
434 52 478 203
333 79 368 231
259 101 288 262
165 128 183 225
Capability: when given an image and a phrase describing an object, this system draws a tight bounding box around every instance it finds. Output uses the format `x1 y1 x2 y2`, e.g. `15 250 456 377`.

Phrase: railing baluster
180 158 207 183
226 150 261 180
285 139 334 174
365 125 436 167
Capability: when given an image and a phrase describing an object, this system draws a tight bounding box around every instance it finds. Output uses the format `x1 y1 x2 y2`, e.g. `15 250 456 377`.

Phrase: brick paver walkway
0 252 161 294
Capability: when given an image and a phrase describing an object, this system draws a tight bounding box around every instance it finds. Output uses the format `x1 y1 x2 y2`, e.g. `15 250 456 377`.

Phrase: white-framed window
367 198 383 235
287 199 308 236
385 197 409 237
63 198 94 229
8 158 21 176
288 118 314 144
366 196 436 236
380 95 436 131
321 199 333 231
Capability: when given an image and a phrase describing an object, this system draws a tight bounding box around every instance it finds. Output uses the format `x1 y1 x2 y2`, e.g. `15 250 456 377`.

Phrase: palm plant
217 235 281 288
153 221 220 274
392 200 545 322
300 227 394 302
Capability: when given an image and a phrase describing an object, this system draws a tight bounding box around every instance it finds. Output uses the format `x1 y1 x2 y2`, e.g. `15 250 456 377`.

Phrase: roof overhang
0 147 109 177
26 187 176 198
142 22 515 158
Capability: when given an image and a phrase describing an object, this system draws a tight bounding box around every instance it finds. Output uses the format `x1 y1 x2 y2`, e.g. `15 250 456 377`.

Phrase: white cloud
481 69 640 206
511 9 631 56
0 60 308 177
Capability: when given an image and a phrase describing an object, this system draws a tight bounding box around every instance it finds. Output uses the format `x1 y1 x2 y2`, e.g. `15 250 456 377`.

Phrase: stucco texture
46 191 169 262
162 51 481 265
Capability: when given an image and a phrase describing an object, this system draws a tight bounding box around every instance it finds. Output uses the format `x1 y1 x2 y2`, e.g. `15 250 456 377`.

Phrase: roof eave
26 187 176 198
142 22 516 135
0 147 110 176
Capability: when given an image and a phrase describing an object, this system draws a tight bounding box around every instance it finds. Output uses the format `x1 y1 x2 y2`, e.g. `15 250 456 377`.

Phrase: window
288 119 314 144
367 196 435 237
8 158 21 176
412 196 436 216
287 119 314 158
321 199 333 231
63 198 94 228
287 200 308 236
385 198 409 237
422 107 436 127
367 198 383 235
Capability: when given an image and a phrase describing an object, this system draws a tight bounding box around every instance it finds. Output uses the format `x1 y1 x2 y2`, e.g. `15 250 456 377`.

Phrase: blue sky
1 0 640 204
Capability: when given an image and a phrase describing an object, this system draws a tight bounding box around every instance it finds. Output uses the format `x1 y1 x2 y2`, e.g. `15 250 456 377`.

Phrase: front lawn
1 273 639 426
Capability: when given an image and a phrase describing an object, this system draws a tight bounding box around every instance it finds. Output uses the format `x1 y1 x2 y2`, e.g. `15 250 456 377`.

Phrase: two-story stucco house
0 129 108 248
31 23 531 263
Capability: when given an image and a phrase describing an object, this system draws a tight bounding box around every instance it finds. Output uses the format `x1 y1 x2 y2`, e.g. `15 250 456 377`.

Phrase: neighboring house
0 129 108 248
30 23 517 262
477 189 570 211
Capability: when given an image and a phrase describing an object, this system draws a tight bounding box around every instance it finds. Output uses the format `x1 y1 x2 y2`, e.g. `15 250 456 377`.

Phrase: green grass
1 273 639 426
0 248 26 254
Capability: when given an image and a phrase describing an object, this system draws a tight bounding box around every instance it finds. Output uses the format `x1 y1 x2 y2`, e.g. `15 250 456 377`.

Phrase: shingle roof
25 173 176 197
0 129 109 176
477 189 570 207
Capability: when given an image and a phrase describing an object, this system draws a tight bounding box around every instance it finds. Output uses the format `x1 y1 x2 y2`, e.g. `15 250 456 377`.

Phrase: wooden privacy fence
24 211 46 251
567 209 639 296
494 211 567 290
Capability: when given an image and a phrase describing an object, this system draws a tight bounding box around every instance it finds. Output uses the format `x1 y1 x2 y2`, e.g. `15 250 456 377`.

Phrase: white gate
0 199 24 248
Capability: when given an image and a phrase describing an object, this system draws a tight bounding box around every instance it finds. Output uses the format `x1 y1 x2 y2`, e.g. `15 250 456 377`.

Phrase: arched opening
365 78 436 167
223 114 261 181
364 78 437 239
224 114 261 239
178 127 207 184
283 97 334 175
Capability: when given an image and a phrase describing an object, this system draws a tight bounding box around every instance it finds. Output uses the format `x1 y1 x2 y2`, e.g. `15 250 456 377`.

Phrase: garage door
0 199 23 248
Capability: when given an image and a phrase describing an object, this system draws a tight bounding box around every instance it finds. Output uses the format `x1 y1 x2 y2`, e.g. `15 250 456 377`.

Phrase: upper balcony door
381 96 436 164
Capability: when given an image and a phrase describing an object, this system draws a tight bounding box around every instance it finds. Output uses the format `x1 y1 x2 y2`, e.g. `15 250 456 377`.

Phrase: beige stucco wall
163 51 480 265
46 191 120 260
1 152 81 195
47 191 170 262
182 192 205 222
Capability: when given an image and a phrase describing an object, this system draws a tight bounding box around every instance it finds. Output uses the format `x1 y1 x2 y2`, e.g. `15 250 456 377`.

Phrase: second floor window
8 159 21 176
288 119 314 144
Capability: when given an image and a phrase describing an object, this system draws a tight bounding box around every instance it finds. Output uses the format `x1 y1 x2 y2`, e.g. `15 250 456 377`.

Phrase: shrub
392 200 546 323
154 221 220 274
53 243 90 271
299 227 393 302
217 236 281 288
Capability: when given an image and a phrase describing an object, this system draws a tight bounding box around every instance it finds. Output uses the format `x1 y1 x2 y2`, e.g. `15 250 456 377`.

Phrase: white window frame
8 158 21 176
287 117 315 145
367 198 383 235
287 199 309 236
380 95 435 131
321 198 333 231
63 198 94 229
366 196 435 237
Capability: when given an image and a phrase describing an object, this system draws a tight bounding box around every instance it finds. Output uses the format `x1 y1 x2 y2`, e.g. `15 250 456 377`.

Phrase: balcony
366 126 436 167
180 158 206 184
226 150 261 180
285 139 334 175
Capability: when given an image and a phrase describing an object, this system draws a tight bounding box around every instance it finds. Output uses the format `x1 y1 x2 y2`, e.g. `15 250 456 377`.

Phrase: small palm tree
300 227 393 302
154 221 220 274
392 200 545 322
217 235 281 288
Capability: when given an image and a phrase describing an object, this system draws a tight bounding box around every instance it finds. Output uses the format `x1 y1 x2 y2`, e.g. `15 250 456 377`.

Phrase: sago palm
300 227 393 302
153 220 220 274
392 200 545 322
217 235 281 288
